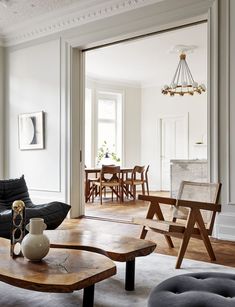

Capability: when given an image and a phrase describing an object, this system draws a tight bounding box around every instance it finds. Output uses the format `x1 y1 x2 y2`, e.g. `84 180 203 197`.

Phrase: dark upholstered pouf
148 272 235 307
0 176 71 238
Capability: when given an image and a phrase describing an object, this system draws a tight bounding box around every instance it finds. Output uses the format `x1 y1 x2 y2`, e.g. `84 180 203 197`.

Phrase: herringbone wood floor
60 192 235 268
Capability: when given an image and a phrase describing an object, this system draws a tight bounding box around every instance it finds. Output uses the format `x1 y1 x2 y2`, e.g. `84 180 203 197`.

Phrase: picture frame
18 111 44 150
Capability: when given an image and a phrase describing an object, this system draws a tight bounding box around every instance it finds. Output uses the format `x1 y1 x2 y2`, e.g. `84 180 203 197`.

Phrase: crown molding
2 0 162 47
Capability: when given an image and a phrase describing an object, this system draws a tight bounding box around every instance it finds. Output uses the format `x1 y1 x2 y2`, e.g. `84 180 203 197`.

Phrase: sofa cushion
0 175 32 208
0 176 71 238
25 202 71 230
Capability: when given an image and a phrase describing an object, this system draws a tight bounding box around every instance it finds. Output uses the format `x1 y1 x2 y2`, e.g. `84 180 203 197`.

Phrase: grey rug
1 253 235 307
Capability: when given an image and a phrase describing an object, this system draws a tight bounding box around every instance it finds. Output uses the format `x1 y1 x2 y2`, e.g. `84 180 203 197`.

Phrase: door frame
66 0 219 217
158 113 189 191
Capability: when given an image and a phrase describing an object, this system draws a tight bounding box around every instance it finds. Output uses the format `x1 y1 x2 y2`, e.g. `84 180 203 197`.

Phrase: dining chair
84 165 100 202
144 165 150 195
123 165 145 200
133 181 222 268
86 173 100 202
92 165 122 204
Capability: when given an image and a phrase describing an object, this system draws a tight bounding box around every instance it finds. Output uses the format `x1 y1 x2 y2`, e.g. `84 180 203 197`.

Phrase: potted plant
96 141 120 166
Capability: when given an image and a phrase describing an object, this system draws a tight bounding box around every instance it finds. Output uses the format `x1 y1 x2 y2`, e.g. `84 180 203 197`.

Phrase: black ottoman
148 272 235 307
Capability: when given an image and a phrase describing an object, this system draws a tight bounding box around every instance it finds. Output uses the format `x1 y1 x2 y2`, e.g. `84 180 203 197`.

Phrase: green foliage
96 141 120 165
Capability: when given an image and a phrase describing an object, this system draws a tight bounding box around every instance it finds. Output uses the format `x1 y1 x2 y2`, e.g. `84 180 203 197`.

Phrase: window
85 88 123 167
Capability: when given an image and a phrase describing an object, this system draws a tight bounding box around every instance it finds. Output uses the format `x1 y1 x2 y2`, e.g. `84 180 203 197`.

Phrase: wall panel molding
218 0 231 204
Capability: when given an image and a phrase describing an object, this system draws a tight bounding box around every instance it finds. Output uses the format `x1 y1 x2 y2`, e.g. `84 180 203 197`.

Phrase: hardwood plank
67 198 235 268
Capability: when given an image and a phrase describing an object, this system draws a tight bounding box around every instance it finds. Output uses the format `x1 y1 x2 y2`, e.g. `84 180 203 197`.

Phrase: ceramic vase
21 218 50 261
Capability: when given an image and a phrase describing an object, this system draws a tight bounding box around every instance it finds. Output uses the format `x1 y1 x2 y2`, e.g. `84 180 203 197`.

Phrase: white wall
7 39 66 204
0 47 4 178
141 85 207 190
124 86 141 166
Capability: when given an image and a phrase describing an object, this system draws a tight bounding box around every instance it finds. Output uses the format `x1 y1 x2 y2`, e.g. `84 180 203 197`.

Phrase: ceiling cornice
2 0 161 47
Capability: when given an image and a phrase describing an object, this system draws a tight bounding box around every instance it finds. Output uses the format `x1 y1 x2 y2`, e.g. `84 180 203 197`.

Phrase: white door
160 115 188 190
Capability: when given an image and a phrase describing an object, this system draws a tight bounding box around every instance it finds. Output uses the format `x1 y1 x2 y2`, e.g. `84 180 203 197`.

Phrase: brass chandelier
161 53 206 96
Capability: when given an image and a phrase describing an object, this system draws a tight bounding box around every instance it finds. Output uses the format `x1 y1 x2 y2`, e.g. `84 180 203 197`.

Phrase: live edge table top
0 237 116 293
46 229 156 262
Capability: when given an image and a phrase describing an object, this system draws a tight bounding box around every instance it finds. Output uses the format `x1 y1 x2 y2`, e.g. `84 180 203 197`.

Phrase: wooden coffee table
0 238 116 307
46 229 156 291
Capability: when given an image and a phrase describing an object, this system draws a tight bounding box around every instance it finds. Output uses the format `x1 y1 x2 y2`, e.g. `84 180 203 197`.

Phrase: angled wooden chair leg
133 186 136 200
195 210 216 261
140 226 148 239
142 183 145 195
92 185 95 202
175 212 196 269
126 185 130 198
164 235 174 248
146 180 149 195
100 187 103 205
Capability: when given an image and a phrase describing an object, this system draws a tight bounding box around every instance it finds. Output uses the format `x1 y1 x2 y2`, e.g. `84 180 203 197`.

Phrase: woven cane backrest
173 181 221 226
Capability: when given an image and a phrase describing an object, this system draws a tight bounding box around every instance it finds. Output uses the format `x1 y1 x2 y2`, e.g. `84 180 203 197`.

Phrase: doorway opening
84 21 208 222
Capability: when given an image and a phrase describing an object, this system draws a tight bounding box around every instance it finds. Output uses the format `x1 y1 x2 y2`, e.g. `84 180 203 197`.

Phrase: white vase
21 218 50 261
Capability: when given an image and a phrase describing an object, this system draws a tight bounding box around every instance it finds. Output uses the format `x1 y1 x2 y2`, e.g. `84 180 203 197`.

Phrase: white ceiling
0 0 79 31
85 23 207 87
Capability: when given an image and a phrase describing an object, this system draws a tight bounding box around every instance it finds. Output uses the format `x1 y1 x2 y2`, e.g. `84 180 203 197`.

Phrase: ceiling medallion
161 50 206 97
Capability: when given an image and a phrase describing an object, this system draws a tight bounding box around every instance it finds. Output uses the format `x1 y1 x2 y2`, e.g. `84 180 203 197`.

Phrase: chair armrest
138 195 176 206
177 199 221 212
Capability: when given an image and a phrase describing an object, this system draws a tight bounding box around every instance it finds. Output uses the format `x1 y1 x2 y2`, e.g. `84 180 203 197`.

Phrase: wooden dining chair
92 165 122 205
85 171 100 202
133 181 222 268
123 165 145 200
144 165 150 195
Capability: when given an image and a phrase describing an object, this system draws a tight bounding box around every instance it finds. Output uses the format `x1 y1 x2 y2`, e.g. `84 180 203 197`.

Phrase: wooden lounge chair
133 181 222 269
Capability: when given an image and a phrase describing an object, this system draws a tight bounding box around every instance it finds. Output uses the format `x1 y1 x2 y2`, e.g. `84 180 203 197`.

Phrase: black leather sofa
0 176 71 238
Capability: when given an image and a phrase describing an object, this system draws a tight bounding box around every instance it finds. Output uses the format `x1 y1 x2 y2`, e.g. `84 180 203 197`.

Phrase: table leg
83 284 95 307
125 259 135 291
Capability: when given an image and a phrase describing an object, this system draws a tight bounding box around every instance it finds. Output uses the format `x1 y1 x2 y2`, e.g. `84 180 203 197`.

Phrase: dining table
85 167 133 202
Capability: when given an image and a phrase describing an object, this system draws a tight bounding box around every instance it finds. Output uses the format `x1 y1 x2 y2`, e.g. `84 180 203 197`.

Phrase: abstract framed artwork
18 111 44 150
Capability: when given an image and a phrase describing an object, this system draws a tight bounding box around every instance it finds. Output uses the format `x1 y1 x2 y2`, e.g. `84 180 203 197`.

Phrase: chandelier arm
171 61 181 85
185 65 191 86
182 60 187 85
184 61 195 84
175 61 182 86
